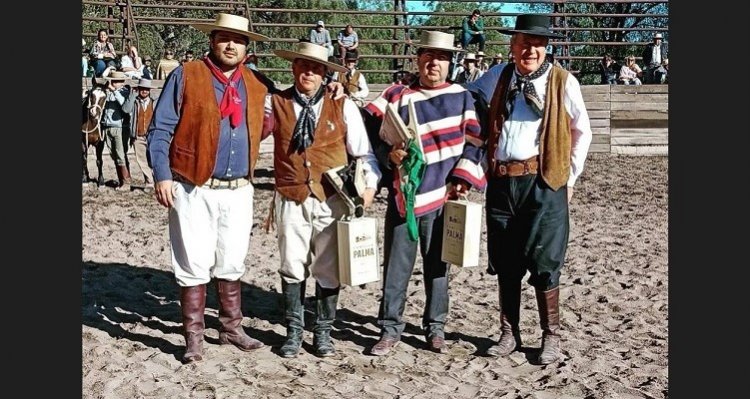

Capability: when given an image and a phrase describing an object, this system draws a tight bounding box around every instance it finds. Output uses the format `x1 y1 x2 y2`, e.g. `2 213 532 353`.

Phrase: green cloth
399 139 426 241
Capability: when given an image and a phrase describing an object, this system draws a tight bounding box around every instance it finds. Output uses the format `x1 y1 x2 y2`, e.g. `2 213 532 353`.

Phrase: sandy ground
82 151 668 399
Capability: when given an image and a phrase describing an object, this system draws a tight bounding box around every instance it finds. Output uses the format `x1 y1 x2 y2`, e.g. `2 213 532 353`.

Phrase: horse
82 81 107 185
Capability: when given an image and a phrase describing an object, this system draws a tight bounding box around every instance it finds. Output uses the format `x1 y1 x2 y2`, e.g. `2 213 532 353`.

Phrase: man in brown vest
146 13 273 364
334 52 369 106
266 41 381 358
122 78 156 191
463 14 593 364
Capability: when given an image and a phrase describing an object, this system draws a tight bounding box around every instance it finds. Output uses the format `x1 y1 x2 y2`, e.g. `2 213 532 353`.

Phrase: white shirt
651 45 662 65
464 64 593 187
332 68 369 101
265 90 381 189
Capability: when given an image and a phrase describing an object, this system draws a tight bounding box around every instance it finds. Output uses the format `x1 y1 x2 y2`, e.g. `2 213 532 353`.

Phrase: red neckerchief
203 56 243 128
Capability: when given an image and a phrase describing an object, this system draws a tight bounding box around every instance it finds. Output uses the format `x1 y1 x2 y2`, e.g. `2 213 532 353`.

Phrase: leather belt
492 156 539 178
174 174 250 190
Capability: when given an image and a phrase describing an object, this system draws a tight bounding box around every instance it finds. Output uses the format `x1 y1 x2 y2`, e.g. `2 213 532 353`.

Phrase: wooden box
441 200 482 267
337 217 380 286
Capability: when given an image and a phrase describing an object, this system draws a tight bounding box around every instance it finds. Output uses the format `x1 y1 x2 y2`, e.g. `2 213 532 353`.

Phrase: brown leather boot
180 284 206 363
115 165 131 191
487 282 522 357
217 279 264 351
536 287 562 364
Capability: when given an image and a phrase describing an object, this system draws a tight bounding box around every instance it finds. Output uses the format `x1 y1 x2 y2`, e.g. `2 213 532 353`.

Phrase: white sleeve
354 73 369 100
563 74 593 187
343 98 381 189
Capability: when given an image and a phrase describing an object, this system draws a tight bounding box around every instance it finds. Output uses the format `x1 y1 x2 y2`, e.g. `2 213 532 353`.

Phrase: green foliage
420 1 508 58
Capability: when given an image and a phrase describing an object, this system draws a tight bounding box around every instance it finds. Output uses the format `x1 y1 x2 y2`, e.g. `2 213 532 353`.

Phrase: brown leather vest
168 62 267 186
271 88 348 203
135 99 154 136
487 64 572 190
338 69 361 95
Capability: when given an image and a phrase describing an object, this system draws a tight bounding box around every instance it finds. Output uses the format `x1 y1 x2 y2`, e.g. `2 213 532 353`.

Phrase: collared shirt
101 87 129 127
147 65 250 183
263 88 381 190
651 45 662 65
337 31 358 47
310 29 332 48
464 63 593 187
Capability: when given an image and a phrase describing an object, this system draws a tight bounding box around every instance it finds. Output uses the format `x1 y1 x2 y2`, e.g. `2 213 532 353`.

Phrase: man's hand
326 81 346 100
155 180 175 208
389 142 407 166
567 186 574 203
446 181 469 200
362 187 377 209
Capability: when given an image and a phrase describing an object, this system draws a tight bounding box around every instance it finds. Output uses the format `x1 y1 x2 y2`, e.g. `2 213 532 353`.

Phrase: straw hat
654 33 663 40
413 31 464 53
104 71 128 81
463 53 477 62
135 78 154 89
191 13 269 42
274 41 347 73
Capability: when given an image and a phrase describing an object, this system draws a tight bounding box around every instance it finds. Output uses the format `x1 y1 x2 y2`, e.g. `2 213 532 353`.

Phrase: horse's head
86 86 106 120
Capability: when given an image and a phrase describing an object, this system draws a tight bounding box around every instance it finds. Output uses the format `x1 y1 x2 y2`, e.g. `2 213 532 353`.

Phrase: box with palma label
441 199 482 267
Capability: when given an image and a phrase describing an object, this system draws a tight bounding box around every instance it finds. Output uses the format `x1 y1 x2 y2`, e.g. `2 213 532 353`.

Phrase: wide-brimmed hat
136 78 154 89
344 52 358 62
191 13 269 42
105 71 128 81
274 41 347 73
463 53 477 62
654 33 663 40
413 31 465 53
497 14 565 39
494 53 503 59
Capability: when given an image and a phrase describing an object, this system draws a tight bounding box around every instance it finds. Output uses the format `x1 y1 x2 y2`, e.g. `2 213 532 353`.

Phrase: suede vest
135 99 154 136
168 62 267 186
487 64 571 190
271 88 348 204
339 69 361 95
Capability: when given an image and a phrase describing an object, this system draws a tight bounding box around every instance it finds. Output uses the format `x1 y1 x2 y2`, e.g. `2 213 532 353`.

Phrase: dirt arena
82 151 668 399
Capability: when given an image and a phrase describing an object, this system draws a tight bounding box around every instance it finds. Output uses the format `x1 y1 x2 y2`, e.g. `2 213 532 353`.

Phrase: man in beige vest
464 14 592 364
266 41 381 358
147 13 273 364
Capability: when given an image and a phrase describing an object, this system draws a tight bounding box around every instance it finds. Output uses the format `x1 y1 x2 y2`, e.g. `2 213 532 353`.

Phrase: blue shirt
147 65 250 183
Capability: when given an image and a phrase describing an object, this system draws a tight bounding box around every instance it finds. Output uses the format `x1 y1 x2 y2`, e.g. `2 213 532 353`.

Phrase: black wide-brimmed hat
497 14 565 39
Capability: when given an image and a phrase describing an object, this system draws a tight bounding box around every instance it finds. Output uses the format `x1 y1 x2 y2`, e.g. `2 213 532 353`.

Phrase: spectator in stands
455 52 483 83
460 9 486 53
618 55 642 85
337 24 359 64
122 78 156 191
141 56 154 79
599 53 618 84
82 39 89 77
100 71 132 190
450 42 465 81
364 30 486 357
266 41 381 358
156 49 180 80
90 28 118 77
641 32 668 84
489 53 504 69
120 45 144 79
333 52 369 106
182 50 195 65
309 20 334 57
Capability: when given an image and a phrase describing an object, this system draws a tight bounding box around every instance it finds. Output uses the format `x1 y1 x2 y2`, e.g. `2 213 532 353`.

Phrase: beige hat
136 78 154 89
463 53 477 62
654 33 663 39
413 31 464 53
105 71 128 81
192 13 269 42
494 53 503 59
274 41 347 73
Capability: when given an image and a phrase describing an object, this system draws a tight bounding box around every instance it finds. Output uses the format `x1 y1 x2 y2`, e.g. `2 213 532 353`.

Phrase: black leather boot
313 282 340 357
279 280 304 358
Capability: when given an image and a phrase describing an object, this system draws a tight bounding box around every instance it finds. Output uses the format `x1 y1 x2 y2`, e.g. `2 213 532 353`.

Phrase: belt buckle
228 179 238 189
523 160 530 175
497 164 507 177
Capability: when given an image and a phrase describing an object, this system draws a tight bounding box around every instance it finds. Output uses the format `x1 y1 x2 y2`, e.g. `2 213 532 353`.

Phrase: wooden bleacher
83 77 667 155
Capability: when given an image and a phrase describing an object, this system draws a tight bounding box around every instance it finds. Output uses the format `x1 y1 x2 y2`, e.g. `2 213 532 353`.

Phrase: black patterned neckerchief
505 59 551 119
291 86 325 152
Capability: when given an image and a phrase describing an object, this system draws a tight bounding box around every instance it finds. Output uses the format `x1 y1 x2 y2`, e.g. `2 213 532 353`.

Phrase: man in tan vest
146 13 273 364
464 14 593 364
266 41 381 358
122 78 156 191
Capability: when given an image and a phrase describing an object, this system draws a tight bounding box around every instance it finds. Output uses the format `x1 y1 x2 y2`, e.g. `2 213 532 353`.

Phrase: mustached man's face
210 30 249 70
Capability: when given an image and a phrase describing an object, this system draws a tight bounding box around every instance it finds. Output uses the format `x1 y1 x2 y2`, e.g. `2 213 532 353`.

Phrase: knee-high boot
536 287 562 364
180 284 206 363
279 280 305 358
217 279 264 351
487 281 523 356
313 282 339 357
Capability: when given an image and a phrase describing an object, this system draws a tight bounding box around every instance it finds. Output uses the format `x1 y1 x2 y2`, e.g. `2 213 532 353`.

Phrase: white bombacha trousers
169 182 254 287
275 193 348 289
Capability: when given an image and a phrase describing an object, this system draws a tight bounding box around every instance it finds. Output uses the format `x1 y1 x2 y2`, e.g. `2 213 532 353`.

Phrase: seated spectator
337 24 359 63
120 45 144 79
309 20 334 57
619 56 642 85
333 52 369 106
460 9 486 52
641 33 668 84
89 28 117 77
141 55 154 80
599 53 618 84
455 52 483 84
155 49 180 80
